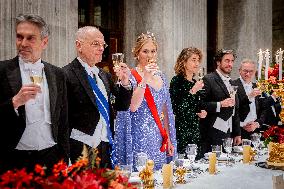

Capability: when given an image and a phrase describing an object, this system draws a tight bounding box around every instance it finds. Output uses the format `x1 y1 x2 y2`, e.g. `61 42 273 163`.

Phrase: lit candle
278 48 283 80
257 49 263 80
264 49 270 80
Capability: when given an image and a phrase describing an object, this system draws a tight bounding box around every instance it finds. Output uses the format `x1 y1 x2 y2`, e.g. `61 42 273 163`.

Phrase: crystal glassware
135 152 148 172
222 138 233 165
185 144 197 164
119 164 132 178
112 53 124 84
29 68 43 104
211 145 222 158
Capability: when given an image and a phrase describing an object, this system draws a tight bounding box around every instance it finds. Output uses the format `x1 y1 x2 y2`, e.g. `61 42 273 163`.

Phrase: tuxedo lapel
6 57 22 96
213 72 229 97
236 78 248 101
252 83 260 113
44 62 57 119
72 59 97 107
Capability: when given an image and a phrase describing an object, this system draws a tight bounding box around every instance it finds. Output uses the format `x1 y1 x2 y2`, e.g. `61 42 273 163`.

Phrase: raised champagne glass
112 53 124 84
29 68 43 104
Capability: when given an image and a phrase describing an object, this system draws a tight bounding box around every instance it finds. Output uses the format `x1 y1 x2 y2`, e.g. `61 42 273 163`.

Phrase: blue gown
114 72 177 170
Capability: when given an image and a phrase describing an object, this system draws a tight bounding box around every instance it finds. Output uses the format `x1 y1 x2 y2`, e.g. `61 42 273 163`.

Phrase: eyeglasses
241 69 255 74
78 40 108 49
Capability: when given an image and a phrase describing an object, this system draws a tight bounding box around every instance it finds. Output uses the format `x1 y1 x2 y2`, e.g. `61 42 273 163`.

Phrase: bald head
76 26 103 41
75 26 105 66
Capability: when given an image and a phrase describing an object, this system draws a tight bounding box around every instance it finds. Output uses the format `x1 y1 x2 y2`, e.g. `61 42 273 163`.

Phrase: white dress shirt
16 57 55 151
213 69 233 133
70 57 109 148
239 77 257 127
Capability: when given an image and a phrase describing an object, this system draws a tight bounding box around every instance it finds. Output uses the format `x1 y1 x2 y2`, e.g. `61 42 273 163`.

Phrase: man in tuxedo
0 14 69 174
200 49 241 155
231 59 267 139
263 92 282 127
63 26 132 168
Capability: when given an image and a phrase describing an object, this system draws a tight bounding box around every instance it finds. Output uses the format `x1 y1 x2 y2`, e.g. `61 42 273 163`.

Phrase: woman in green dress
170 47 207 158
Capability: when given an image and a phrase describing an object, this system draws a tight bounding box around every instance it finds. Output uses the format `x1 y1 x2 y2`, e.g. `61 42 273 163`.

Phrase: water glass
135 152 148 172
185 144 197 163
251 133 261 150
119 164 132 178
211 145 222 158
222 138 233 165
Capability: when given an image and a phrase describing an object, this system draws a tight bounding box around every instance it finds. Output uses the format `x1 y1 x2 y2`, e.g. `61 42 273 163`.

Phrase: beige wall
0 0 78 67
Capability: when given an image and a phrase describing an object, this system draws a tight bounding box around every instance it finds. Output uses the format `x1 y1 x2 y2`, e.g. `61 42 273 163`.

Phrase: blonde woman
114 32 176 170
170 47 207 159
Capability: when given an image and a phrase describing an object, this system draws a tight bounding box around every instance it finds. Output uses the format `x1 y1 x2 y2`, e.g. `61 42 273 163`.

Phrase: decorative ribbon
131 69 168 152
87 75 117 167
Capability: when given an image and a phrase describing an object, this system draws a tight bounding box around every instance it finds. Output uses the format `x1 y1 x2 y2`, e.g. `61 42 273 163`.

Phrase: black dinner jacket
0 56 69 161
263 95 281 126
199 71 241 137
231 78 267 138
63 58 132 136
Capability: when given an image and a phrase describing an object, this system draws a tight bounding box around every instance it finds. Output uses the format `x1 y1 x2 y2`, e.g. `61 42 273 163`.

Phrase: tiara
136 31 156 42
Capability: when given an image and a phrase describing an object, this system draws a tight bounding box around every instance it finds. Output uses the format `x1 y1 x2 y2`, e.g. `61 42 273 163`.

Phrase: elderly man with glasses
63 26 132 168
231 59 268 139
199 49 242 155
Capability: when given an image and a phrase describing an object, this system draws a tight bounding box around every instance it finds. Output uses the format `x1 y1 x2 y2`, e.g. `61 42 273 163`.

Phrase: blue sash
87 75 117 167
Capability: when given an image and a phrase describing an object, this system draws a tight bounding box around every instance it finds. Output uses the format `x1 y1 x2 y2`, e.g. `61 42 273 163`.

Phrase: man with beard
0 14 69 174
199 49 241 155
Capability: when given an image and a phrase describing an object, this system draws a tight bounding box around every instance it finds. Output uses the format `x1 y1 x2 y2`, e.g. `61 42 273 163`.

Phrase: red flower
263 126 284 145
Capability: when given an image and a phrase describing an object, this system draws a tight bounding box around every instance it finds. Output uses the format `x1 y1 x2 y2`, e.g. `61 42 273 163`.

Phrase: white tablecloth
130 154 283 189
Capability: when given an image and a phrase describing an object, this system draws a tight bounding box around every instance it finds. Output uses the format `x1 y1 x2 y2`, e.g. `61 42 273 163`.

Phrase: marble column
0 0 78 67
217 0 272 78
124 0 207 81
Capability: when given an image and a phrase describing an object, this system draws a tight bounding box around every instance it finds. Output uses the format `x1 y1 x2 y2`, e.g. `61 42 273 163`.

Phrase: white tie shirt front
70 57 109 148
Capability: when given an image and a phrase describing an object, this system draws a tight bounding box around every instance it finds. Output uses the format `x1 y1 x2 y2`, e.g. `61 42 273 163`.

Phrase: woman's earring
137 56 140 60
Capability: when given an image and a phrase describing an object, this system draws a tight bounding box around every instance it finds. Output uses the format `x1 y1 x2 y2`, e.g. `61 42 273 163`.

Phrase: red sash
131 69 168 152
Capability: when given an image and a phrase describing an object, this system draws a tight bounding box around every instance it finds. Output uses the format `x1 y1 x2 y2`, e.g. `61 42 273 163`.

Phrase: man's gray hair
239 58 256 69
76 26 101 41
16 14 49 38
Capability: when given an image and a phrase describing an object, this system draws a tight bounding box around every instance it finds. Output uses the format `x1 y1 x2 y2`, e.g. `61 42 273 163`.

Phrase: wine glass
197 67 205 81
211 145 222 159
251 133 261 158
29 68 43 104
135 152 148 172
119 164 132 178
222 138 233 165
256 80 265 98
228 85 238 98
112 53 124 85
147 53 161 76
185 144 197 164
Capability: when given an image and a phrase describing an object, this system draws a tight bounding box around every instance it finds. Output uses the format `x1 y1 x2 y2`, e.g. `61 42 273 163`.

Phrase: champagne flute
256 80 265 98
147 53 161 75
29 68 43 104
30 69 43 86
112 53 124 85
197 67 205 81
228 85 238 98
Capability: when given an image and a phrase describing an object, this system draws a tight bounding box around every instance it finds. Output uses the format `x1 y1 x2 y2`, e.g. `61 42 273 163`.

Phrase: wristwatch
137 82 146 89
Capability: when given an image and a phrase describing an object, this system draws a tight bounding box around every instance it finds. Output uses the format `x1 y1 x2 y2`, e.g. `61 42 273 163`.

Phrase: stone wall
124 0 207 81
0 0 78 67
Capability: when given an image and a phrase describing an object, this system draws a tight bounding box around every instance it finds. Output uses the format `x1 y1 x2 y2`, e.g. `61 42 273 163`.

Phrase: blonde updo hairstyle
174 47 203 77
132 32 158 62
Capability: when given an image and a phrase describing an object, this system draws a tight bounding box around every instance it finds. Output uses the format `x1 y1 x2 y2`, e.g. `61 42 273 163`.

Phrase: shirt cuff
216 102 221 112
121 82 132 90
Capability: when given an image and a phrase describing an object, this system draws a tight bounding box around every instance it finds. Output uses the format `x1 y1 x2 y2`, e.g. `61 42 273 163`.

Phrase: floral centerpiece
263 126 284 146
263 126 284 167
0 147 136 189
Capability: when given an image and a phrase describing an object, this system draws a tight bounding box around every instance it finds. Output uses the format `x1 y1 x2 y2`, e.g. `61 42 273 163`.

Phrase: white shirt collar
19 57 44 72
216 69 231 81
77 57 99 76
240 76 252 87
